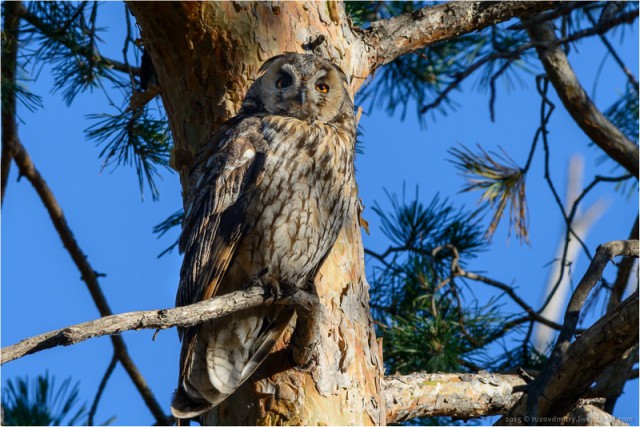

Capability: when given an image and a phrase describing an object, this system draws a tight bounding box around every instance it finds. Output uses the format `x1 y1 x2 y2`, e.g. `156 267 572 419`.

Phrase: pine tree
2 2 637 425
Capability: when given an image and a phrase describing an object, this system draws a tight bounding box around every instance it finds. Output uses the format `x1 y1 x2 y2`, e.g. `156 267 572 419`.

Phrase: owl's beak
296 90 306 106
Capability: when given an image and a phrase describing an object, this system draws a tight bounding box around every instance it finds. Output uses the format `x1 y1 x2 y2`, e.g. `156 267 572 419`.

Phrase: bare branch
585 10 639 91
1 286 319 364
500 240 640 424
527 20 639 178
501 291 639 425
384 372 526 423
1 1 20 206
88 353 118 426
593 217 640 413
9 137 169 425
363 1 557 71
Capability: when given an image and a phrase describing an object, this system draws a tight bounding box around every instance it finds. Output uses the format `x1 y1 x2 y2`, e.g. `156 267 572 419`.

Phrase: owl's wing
176 116 267 318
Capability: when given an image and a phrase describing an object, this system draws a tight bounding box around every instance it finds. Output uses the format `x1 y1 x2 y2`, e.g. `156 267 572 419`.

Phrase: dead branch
9 137 169 425
499 239 639 424
500 291 638 425
363 1 557 71
527 20 639 178
593 217 640 412
1 286 319 364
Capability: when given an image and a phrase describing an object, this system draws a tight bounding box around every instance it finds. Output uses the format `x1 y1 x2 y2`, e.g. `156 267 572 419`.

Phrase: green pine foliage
85 102 172 201
13 1 173 201
1 373 87 426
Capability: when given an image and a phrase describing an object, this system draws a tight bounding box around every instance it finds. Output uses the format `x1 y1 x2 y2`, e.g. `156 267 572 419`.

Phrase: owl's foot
248 268 297 300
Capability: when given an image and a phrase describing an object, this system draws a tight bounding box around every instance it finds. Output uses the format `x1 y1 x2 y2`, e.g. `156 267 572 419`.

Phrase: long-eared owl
171 53 357 418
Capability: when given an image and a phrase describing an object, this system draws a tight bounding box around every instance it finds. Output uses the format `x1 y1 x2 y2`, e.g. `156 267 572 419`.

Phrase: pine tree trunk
127 2 385 424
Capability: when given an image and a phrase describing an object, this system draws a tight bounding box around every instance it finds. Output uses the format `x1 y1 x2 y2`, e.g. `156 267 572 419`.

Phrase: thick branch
2 286 318 364
500 291 639 425
364 1 557 70
500 240 639 424
527 21 639 178
385 372 526 423
593 217 640 412
1 1 20 206
9 138 168 425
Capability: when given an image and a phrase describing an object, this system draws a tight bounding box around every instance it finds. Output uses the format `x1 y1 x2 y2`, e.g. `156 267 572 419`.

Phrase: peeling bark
122 2 559 424
384 372 526 423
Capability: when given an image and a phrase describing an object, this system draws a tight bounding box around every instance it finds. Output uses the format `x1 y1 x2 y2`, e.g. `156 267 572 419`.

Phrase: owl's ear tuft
256 53 291 78
331 63 349 86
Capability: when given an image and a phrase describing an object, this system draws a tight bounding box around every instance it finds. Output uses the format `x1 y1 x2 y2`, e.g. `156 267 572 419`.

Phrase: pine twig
16 3 139 76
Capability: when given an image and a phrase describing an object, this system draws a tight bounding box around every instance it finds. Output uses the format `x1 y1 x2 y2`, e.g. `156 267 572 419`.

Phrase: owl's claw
248 268 298 300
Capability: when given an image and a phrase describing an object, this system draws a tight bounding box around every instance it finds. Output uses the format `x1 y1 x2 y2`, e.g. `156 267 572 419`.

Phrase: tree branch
527 20 639 178
5 253 637 424
421 9 639 114
1 1 20 206
1 286 319 364
500 240 639 424
16 3 139 76
593 217 640 413
500 291 638 425
8 137 169 425
363 1 557 71
384 372 526 423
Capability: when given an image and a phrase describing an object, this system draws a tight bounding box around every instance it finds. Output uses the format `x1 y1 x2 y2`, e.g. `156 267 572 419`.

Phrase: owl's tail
171 307 294 419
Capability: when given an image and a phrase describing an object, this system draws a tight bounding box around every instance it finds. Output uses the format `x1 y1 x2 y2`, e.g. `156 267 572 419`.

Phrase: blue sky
2 3 638 425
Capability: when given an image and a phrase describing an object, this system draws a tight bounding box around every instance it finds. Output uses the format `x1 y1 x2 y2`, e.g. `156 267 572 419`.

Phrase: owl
171 53 357 419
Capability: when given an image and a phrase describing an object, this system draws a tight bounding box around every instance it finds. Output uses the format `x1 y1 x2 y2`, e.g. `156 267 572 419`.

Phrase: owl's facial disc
247 53 352 124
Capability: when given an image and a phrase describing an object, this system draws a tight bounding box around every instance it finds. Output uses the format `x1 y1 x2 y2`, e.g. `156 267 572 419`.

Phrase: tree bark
127 2 384 424
125 1 560 424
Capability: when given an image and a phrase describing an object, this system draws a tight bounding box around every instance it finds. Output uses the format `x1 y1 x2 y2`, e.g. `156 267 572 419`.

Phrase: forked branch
527 20 639 178
500 240 639 424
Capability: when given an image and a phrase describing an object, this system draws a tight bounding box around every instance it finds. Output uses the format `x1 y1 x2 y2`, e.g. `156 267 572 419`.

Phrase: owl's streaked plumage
171 53 357 419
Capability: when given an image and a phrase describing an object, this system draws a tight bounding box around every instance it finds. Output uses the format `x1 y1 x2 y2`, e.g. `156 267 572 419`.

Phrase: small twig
489 60 512 122
17 3 139 76
420 9 639 115
88 353 118 426
430 244 566 334
585 10 639 92
2 285 318 364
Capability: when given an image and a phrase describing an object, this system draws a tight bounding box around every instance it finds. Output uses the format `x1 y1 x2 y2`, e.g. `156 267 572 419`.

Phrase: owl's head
241 53 353 124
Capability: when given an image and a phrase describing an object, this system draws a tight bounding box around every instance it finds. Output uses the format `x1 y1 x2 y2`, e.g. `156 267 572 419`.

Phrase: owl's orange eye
276 77 292 89
315 83 330 93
